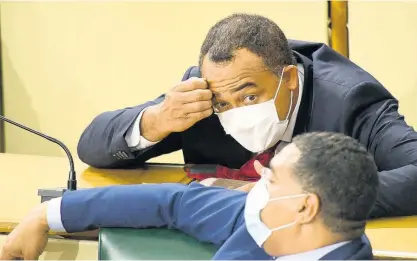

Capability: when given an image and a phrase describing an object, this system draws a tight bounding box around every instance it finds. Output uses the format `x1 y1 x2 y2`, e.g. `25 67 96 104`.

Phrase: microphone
0 115 77 201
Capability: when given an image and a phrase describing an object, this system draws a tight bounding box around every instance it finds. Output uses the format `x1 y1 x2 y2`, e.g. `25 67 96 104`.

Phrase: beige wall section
349 2 417 128
1 2 327 163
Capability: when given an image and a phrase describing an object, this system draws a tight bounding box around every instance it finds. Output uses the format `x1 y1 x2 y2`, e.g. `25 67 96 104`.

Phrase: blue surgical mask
244 176 306 247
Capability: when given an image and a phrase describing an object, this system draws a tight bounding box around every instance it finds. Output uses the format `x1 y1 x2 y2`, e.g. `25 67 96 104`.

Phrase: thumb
254 160 265 176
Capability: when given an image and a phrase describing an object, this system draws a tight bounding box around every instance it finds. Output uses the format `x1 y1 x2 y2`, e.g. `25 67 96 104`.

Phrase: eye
243 95 257 104
213 101 230 113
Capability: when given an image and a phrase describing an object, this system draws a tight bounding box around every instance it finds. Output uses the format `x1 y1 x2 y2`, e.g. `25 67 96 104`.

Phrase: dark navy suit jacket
60 182 373 260
77 40 417 218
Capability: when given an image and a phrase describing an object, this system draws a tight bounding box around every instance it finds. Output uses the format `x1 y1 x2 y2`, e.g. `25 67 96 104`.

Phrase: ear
296 193 320 224
283 65 299 92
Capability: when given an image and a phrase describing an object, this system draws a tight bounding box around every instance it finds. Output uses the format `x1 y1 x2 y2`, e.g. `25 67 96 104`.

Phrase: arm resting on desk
50 182 246 245
77 67 197 169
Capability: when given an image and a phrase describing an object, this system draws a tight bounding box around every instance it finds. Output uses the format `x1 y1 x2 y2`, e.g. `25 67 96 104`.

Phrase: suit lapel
292 51 315 137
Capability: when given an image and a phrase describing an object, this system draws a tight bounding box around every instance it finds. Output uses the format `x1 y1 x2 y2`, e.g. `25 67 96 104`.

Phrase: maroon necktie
185 146 276 181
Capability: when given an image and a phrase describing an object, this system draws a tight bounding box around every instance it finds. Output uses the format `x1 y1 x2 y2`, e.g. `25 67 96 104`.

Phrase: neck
303 227 349 251
278 226 347 256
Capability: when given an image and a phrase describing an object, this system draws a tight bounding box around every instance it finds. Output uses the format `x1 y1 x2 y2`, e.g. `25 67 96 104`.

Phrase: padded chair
99 228 218 260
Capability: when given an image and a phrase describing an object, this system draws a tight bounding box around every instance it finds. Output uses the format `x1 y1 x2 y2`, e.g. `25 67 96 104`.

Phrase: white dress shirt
124 108 159 151
275 241 350 260
46 197 65 232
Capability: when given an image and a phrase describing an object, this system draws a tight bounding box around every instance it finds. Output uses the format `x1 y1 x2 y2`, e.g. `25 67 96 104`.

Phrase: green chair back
98 228 218 260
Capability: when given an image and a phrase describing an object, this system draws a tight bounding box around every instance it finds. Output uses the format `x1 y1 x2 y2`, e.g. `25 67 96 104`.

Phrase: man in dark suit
77 13 417 218
1 133 378 260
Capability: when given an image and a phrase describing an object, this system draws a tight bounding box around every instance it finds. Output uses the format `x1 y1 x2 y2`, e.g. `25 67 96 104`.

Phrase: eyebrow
212 82 257 97
230 82 257 93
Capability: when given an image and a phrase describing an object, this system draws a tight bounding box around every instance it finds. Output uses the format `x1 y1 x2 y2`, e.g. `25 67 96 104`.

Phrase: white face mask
244 176 306 247
216 69 293 153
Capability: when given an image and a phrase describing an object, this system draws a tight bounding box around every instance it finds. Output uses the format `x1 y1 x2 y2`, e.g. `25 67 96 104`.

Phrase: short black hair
199 13 296 75
291 132 379 238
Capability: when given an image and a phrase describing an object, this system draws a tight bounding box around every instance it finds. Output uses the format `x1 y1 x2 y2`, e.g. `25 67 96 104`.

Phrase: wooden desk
0 153 191 259
0 153 191 222
1 153 416 260
367 216 417 259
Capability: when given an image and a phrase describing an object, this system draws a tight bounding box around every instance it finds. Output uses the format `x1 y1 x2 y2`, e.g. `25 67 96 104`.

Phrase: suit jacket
60 182 373 260
77 40 417 218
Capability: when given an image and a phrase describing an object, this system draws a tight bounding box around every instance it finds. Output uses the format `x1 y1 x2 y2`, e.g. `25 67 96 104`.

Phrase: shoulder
308 47 393 102
291 40 387 92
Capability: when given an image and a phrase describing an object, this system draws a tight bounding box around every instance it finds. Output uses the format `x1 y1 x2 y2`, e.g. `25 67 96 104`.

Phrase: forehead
200 49 272 88
270 143 301 175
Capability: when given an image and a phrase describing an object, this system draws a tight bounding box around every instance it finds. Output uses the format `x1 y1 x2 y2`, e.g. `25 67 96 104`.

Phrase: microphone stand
0 115 77 202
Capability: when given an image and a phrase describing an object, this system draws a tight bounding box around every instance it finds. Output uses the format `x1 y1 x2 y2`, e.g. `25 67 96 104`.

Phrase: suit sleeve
60 182 246 245
76 67 195 169
343 82 417 218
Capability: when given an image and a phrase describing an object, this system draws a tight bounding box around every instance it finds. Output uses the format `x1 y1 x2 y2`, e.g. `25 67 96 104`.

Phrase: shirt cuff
124 108 159 151
46 197 66 232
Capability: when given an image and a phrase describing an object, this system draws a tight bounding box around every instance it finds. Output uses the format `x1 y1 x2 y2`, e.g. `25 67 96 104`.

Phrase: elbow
77 133 98 167
77 129 90 164
76 127 113 169
77 144 114 169
77 127 133 169
76 108 142 169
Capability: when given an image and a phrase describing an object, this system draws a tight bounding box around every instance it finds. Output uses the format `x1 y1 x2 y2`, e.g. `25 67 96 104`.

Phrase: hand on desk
234 182 256 192
234 160 263 192
0 203 49 260
200 160 261 192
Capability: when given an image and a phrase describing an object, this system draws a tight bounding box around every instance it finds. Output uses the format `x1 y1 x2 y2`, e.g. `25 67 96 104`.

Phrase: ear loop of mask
270 221 297 232
273 68 293 122
260 68 293 152
268 194 307 232
269 194 307 202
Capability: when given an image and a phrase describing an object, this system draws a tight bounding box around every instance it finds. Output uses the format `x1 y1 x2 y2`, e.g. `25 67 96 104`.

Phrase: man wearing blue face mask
76 13 417 218
2 133 378 260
